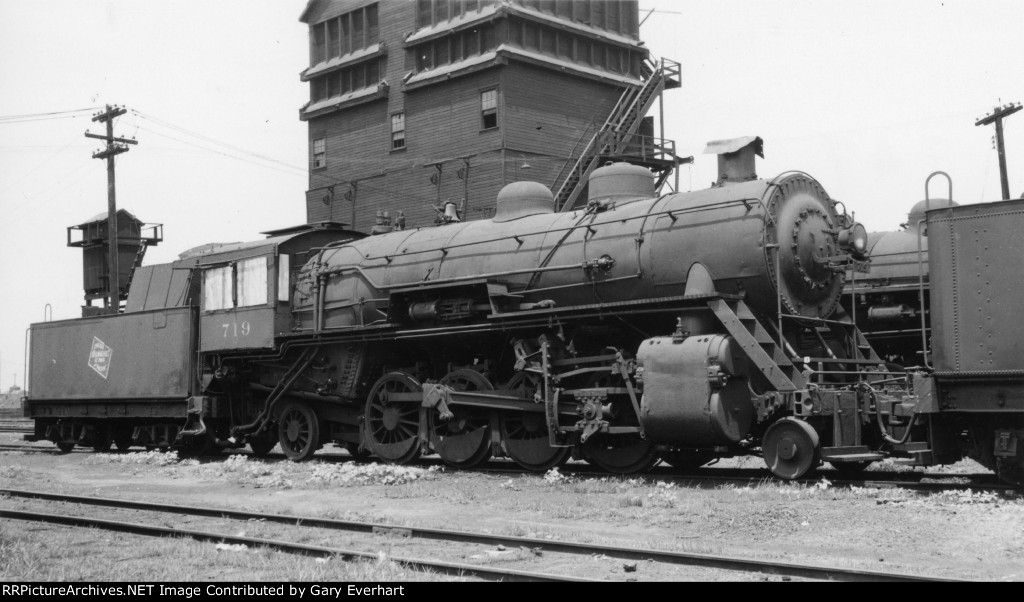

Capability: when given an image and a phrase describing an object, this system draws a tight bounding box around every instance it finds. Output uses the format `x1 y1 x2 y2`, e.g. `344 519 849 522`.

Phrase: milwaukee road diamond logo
88 336 112 379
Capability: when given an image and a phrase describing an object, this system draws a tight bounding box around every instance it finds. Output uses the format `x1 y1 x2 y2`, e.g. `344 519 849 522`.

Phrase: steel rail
0 488 956 582
0 435 1011 492
0 508 588 583
558 464 1016 491
0 444 56 453
510 472 1012 493
0 436 1010 491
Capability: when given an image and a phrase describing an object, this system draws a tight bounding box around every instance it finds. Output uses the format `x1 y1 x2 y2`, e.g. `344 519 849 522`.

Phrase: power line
1 134 84 189
133 125 309 178
0 107 101 124
131 110 307 173
0 107 100 120
0 163 97 231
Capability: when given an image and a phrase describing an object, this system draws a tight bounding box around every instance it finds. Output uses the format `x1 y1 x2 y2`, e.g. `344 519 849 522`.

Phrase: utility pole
975 102 1022 201
85 105 137 313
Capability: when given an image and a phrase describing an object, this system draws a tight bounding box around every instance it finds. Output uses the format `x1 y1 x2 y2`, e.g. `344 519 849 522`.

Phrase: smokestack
703 136 764 185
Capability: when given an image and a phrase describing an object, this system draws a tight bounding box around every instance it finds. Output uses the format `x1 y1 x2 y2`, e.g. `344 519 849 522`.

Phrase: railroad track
560 466 1018 493
0 443 59 454
0 488 957 582
0 409 32 434
0 438 1013 492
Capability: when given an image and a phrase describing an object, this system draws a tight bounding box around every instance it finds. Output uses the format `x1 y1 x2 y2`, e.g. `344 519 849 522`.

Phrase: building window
312 138 326 169
391 113 406 150
481 89 498 130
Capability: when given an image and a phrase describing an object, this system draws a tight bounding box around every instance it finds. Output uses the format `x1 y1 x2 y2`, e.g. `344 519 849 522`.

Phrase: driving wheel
429 369 493 469
498 372 569 471
364 372 423 464
582 432 660 474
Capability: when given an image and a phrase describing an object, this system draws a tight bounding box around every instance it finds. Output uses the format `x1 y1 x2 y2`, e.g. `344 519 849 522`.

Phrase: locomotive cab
188 223 362 352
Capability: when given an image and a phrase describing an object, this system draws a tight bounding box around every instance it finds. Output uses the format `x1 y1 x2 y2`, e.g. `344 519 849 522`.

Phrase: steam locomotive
23 138 1024 484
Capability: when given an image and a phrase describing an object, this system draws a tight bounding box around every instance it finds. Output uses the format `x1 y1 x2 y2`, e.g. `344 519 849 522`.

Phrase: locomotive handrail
296 194 771 333
282 294 737 343
318 260 620 293
914 223 930 370
23 327 30 394
917 171 952 370
526 273 640 297
324 197 761 263
794 357 893 366
777 313 860 327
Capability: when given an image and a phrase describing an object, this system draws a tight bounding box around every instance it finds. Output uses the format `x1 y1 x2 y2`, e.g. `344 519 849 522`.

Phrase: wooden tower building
299 0 682 231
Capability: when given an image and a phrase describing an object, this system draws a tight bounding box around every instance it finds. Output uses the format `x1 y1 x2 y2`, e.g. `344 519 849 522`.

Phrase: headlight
839 223 869 259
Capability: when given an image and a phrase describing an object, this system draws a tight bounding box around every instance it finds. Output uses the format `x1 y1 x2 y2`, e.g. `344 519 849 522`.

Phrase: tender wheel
498 372 569 471
248 436 277 458
662 449 715 471
91 425 113 453
582 433 661 474
54 422 78 454
763 418 821 480
429 369 493 469
113 426 133 452
364 372 422 464
829 460 874 475
278 401 320 462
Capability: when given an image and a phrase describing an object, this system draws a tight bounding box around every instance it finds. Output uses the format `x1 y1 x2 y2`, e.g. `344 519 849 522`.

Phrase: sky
1 0 1022 391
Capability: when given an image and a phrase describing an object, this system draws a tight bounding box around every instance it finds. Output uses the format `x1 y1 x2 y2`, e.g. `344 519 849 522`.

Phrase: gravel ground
1 433 1021 582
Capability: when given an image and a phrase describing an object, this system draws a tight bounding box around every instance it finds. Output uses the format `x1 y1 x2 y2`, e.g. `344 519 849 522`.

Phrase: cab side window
201 256 271 312
202 266 233 311
237 256 268 307
278 254 291 302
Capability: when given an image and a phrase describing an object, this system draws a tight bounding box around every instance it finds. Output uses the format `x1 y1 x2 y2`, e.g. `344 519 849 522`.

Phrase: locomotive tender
23 138 1023 483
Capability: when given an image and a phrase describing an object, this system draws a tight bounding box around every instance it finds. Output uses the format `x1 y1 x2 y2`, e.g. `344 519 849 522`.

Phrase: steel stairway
554 57 681 212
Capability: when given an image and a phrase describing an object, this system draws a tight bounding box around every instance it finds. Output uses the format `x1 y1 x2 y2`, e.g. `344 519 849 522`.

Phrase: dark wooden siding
502 62 624 188
304 1 638 232
305 62 625 230
305 65 510 231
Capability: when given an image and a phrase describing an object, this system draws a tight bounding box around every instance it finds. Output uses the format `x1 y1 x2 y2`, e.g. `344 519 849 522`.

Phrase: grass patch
0 520 449 581
617 495 644 508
